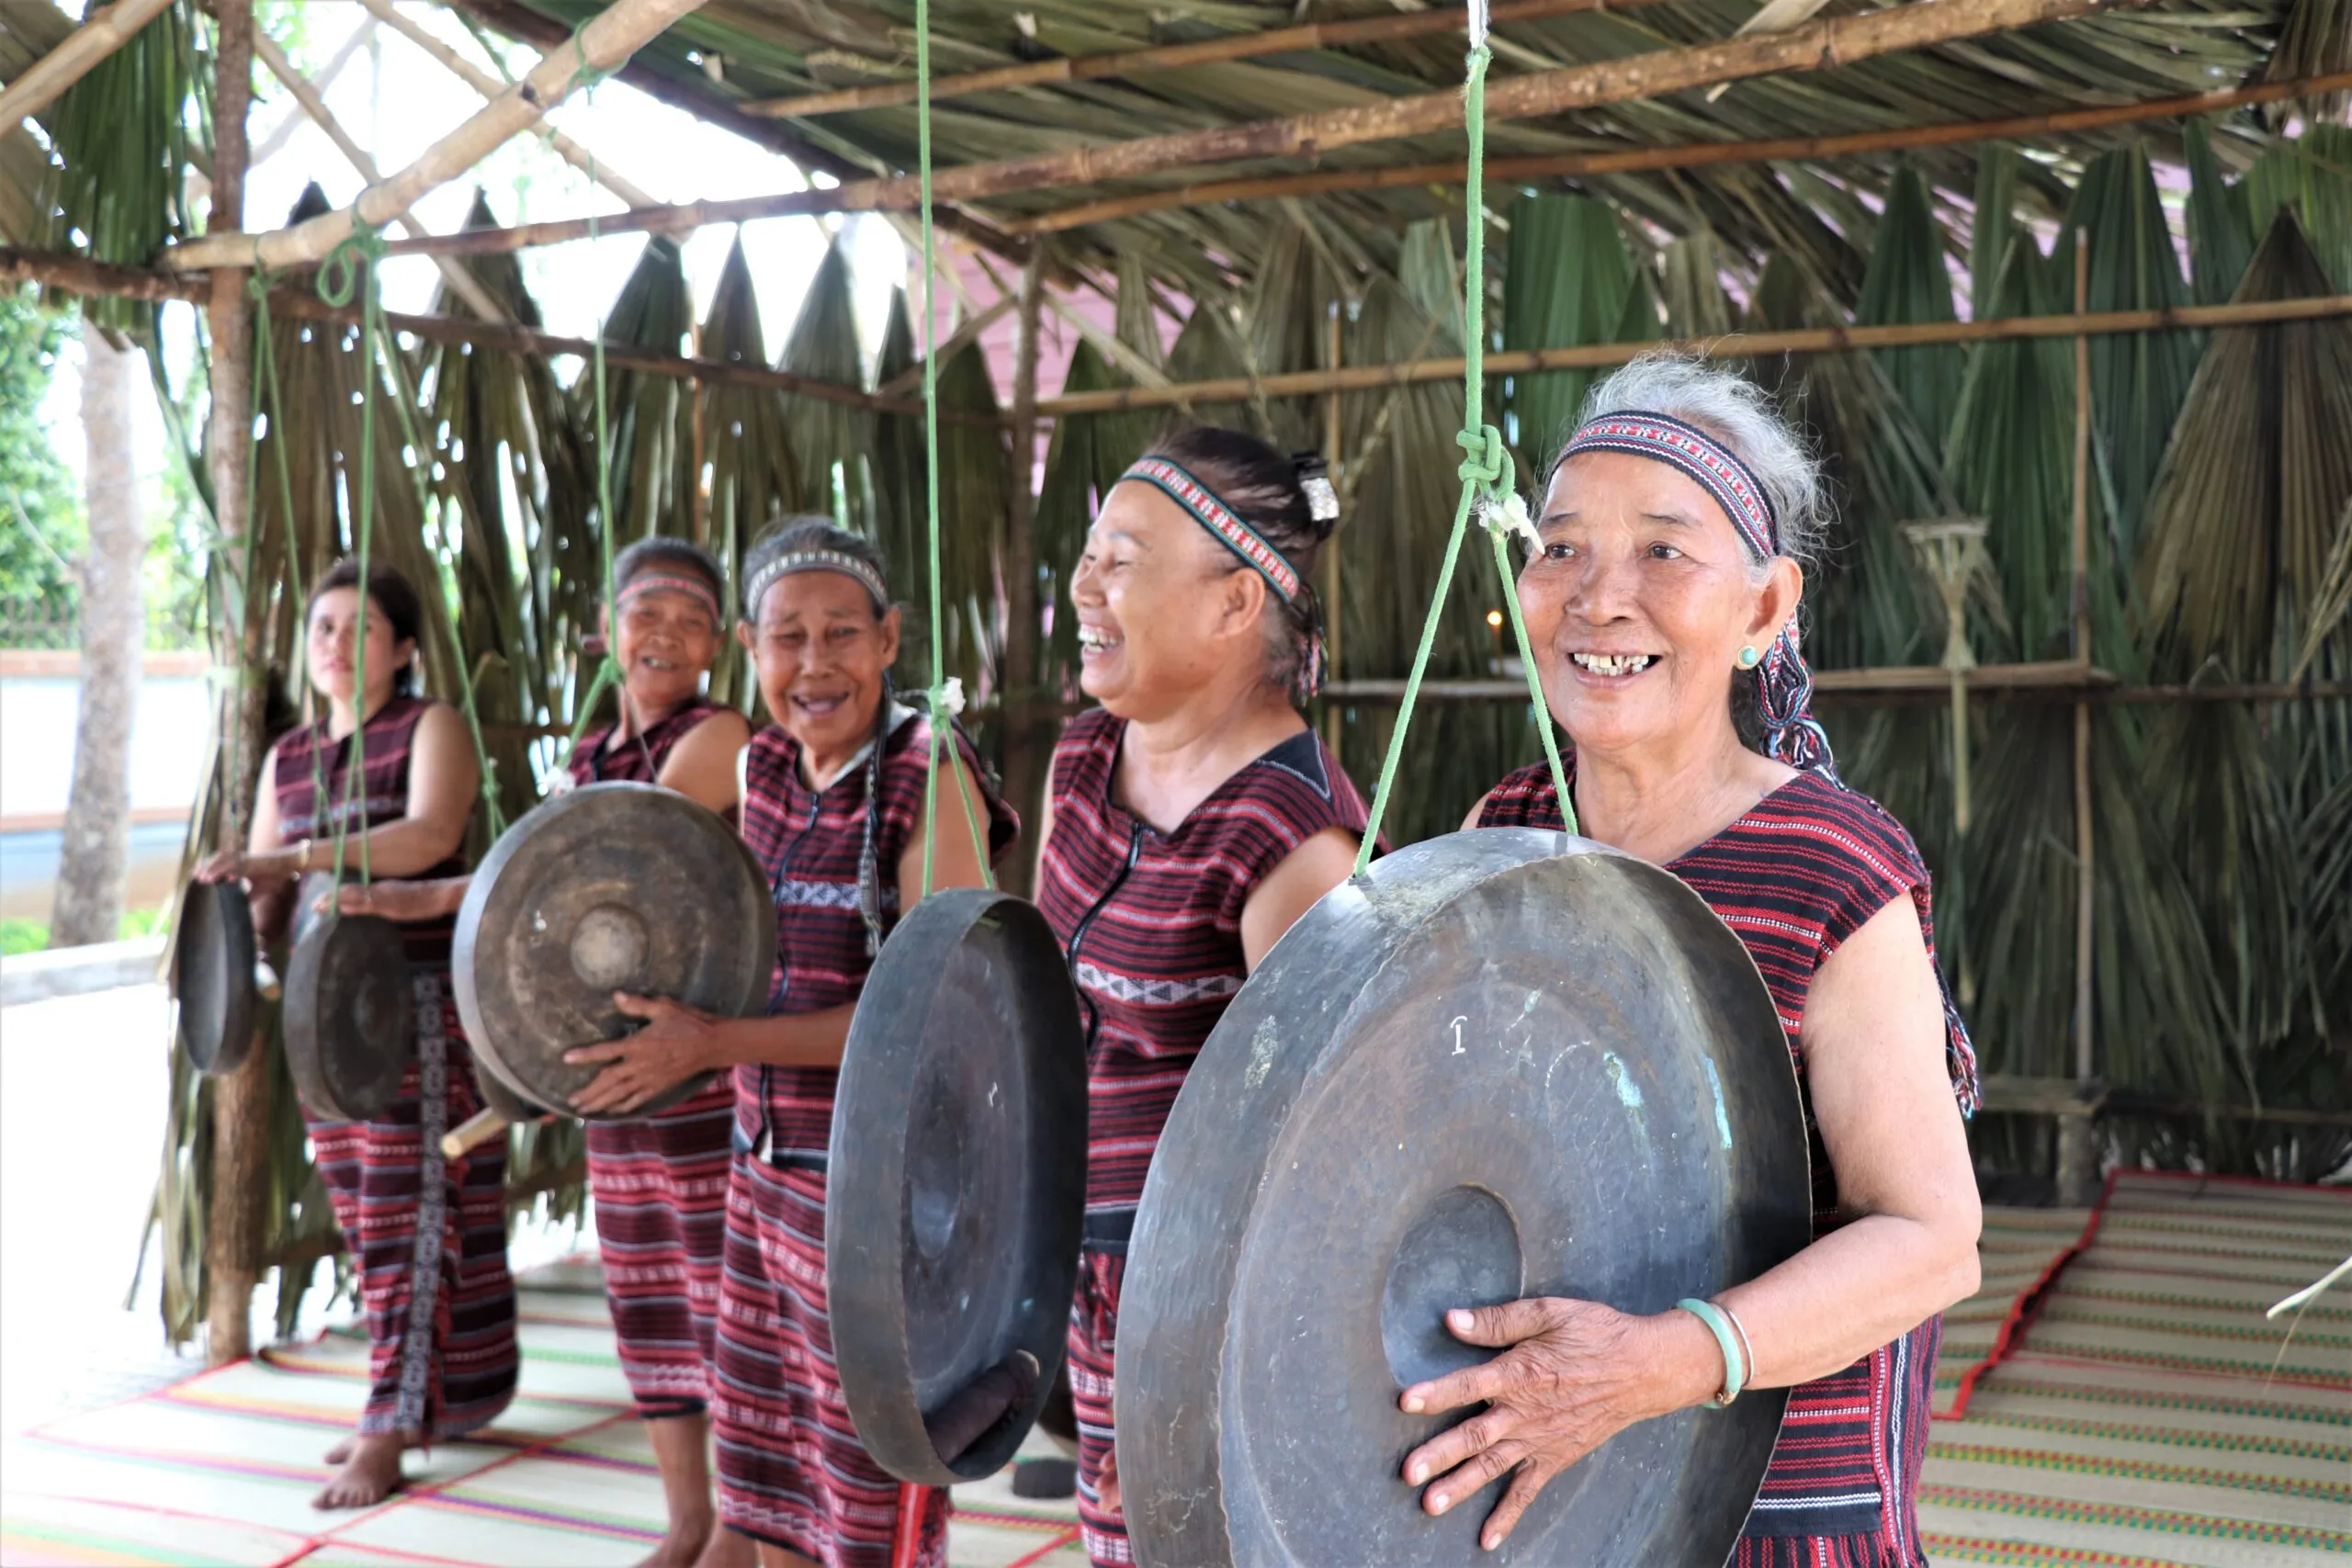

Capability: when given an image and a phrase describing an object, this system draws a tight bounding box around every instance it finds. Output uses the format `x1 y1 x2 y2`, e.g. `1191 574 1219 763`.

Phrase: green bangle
1676 1297 1747 1407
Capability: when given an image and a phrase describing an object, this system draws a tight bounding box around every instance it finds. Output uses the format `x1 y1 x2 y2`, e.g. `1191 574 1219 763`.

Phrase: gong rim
451 782 776 1120
1118 829 1813 1568
827 887 1088 1487
175 880 256 1076
284 910 416 1123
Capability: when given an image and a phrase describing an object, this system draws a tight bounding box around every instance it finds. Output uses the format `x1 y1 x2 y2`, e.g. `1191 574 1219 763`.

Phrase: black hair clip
1291 451 1340 525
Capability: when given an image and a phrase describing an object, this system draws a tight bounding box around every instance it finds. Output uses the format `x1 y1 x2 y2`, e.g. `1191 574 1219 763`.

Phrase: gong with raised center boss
175 880 256 1076
453 782 775 1120
829 887 1087 1487
285 908 414 1122
1119 829 1814 1568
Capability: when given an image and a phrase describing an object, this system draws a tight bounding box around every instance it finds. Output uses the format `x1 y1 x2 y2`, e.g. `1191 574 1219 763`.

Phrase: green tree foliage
0 288 82 612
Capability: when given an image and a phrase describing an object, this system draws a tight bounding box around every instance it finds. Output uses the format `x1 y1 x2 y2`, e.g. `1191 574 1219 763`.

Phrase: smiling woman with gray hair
1402 355 1984 1564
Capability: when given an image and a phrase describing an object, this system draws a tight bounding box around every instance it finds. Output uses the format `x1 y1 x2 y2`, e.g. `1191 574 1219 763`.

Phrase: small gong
1117 829 1814 1568
452 783 775 1119
284 909 415 1122
175 880 256 1076
829 888 1087 1486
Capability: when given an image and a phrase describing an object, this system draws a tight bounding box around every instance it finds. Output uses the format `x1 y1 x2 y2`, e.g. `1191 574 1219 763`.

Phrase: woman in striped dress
561 518 1017 1568
1396 355 1983 1565
343 538 752 1568
197 560 517 1509
1034 429 1370 1566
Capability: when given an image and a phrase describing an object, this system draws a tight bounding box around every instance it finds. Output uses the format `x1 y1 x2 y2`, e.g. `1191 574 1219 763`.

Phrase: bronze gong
175 880 256 1076
452 782 775 1119
829 888 1087 1487
1118 829 1814 1568
284 907 415 1122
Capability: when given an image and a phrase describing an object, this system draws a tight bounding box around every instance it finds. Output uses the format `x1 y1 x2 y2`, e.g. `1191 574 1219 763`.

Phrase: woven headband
1121 457 1304 604
616 570 722 623
743 549 890 618
1555 410 1836 778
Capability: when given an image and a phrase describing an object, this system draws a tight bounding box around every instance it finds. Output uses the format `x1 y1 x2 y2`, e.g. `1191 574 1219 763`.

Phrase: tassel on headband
743 548 891 618
1556 412 1837 778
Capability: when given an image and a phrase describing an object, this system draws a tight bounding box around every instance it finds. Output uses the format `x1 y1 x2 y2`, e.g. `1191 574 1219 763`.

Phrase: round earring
1737 646 1760 669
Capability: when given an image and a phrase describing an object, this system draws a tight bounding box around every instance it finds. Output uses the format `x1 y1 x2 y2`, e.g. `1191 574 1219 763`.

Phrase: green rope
316 219 387 310
1351 34 1575 877
565 85 627 768
913 0 994 898
328 251 387 886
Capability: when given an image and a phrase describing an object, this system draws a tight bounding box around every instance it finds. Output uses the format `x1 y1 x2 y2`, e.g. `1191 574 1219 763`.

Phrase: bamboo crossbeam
1035 294 2352 415
355 0 660 211
1015 71 2352 234
356 0 2133 263
163 0 709 271
742 0 1666 118
0 0 176 127
1318 673 2352 705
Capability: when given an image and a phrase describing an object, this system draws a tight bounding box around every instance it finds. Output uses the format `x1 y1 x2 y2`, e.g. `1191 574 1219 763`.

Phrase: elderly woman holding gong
1400 357 1983 1564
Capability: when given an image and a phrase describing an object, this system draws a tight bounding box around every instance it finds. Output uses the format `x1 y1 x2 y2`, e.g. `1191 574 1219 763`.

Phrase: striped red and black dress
1035 707 1370 1567
1478 759 1981 1567
564 695 743 1420
273 695 518 1439
712 709 1017 1567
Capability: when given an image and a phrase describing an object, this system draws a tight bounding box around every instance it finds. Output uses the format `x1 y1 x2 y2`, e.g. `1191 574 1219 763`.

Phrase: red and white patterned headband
1557 412 1779 561
616 570 722 623
743 549 891 619
1121 457 1304 604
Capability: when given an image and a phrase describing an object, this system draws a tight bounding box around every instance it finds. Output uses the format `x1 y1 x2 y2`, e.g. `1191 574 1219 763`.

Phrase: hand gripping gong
1119 829 1815 1568
284 907 414 1122
175 880 256 1076
453 782 775 1119
829 888 1087 1486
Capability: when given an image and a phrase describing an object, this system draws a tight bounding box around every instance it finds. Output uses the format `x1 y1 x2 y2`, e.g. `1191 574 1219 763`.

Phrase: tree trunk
49 329 144 948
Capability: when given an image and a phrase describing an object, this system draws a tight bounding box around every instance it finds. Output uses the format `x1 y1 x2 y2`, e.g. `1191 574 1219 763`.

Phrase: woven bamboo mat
1921 1170 2352 1568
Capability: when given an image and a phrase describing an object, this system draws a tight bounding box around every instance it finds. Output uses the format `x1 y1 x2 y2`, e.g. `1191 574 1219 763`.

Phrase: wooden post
1321 304 1344 756
998 245 1049 897
0 0 178 125
2060 229 2099 1209
202 0 268 1367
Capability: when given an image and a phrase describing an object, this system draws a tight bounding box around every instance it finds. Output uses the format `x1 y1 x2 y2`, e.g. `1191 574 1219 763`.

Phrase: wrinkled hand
1398 1298 1703 1551
1096 1445 1121 1518
326 880 448 923
195 848 251 885
561 992 719 1115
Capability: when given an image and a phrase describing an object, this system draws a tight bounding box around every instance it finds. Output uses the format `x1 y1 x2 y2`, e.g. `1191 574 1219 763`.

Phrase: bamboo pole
201 0 269 1370
875 294 1013 397
354 0 2134 263
163 0 709 271
742 0 1667 118
1016 72 2352 234
353 0 660 211
2063 228 2098 1205
1322 305 1344 757
250 29 512 325
1035 294 2352 415
0 0 177 127
1000 245 1050 898
1317 673 2352 704
250 18 379 167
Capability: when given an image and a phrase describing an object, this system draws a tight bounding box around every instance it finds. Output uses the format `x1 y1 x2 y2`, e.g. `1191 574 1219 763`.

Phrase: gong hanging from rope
1117 828 1814 1568
453 782 775 1120
829 887 1087 1487
284 905 415 1123
175 880 256 1076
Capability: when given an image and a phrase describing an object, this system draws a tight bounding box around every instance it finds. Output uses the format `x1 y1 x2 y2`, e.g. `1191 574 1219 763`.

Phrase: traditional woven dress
275 694 518 1439
1478 759 1981 1568
713 709 1018 1566
565 695 741 1420
1035 708 1370 1567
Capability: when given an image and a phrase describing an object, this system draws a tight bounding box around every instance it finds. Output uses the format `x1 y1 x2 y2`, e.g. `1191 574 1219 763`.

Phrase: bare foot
314 1430 409 1509
632 1508 713 1568
322 1429 423 1465
692 1523 755 1568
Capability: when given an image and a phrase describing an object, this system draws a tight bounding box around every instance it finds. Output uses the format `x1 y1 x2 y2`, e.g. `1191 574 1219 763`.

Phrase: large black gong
829 887 1087 1487
1119 829 1814 1568
452 782 775 1119
284 908 415 1122
175 880 256 1075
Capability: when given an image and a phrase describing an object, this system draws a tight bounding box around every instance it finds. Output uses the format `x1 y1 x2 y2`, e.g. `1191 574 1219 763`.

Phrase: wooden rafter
1012 72 2352 235
741 0 1670 118
0 0 175 128
331 0 2134 263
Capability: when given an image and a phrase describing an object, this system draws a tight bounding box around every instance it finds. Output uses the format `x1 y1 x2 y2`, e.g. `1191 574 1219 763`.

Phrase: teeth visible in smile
1573 653 1654 676
1078 628 1122 652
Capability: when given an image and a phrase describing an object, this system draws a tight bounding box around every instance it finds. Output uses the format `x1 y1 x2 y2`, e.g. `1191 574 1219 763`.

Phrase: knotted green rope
316 218 387 310
1351 30 1575 878
913 0 996 899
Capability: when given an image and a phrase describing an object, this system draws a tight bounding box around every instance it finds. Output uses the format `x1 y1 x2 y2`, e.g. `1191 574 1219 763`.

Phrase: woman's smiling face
611 581 721 715
1517 448 1800 758
741 570 900 765
1068 479 1261 718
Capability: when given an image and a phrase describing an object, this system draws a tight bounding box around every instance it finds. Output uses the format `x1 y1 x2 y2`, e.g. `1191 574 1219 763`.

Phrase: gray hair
1555 354 1828 572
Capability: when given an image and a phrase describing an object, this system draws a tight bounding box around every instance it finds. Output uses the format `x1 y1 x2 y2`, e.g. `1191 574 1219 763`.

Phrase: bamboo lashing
339 0 2137 264
0 0 177 128
1902 521 1993 834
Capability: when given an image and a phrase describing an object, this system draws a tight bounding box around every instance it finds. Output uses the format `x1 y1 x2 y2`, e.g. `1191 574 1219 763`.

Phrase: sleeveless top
1035 708 1371 1221
733 710 1019 1164
273 694 468 965
565 694 739 825
1479 759 1979 1557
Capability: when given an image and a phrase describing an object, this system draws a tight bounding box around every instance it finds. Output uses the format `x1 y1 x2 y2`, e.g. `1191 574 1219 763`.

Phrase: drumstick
441 1108 512 1160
